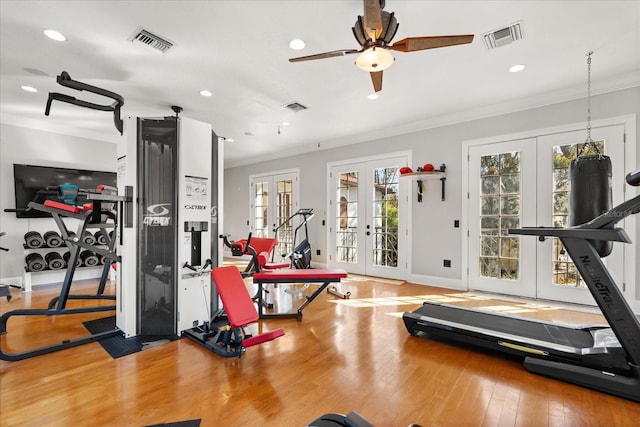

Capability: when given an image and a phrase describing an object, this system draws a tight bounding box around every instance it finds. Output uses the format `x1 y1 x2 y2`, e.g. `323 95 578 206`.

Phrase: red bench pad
243 329 285 348
43 200 81 214
212 266 259 328
253 268 348 281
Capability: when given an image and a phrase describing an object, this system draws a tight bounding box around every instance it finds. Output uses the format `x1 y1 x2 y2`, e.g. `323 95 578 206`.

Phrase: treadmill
403 170 640 402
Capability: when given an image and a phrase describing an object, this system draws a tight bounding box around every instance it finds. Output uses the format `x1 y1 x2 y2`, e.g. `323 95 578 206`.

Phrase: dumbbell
45 251 65 270
24 231 44 249
44 231 63 248
25 253 46 271
80 250 100 267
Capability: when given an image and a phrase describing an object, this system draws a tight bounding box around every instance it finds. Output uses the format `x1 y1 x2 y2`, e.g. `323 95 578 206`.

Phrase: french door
468 138 538 297
328 155 407 280
468 125 626 305
535 125 625 304
250 170 298 257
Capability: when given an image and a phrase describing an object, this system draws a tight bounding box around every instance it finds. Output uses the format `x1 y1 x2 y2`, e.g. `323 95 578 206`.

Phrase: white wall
223 86 640 294
0 123 117 283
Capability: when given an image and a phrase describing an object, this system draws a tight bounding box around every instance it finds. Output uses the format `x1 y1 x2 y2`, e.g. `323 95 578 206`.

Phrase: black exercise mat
83 316 142 359
83 316 180 359
145 420 201 427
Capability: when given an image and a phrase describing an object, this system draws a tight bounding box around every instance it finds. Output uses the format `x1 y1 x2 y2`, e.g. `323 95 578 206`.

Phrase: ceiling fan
289 0 474 92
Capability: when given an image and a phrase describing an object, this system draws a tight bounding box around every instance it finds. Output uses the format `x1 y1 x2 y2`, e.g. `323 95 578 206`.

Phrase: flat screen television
12 164 117 218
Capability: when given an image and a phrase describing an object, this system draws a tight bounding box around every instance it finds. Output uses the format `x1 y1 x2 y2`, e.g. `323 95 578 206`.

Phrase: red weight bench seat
252 268 348 320
182 266 284 357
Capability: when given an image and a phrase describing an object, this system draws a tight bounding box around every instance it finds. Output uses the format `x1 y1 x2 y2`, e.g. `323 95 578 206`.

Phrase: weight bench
253 268 349 320
181 266 284 358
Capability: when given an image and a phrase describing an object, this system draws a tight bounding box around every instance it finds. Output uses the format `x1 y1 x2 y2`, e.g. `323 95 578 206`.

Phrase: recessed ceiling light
509 64 526 73
367 93 379 100
281 121 290 126
200 90 212 97
43 29 67 42
289 39 306 50
21 85 38 92
226 138 234 143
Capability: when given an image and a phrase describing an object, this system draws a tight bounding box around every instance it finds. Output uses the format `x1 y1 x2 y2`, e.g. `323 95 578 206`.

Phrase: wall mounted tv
12 164 117 218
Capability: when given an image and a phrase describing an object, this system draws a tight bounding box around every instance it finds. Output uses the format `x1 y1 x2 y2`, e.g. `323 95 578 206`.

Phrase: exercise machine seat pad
212 266 260 328
43 200 82 214
253 268 348 281
257 251 290 270
248 237 278 255
243 329 285 348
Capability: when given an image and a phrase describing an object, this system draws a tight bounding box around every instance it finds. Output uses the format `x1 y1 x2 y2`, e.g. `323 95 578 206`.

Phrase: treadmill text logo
184 205 207 210
143 203 171 226
579 255 612 303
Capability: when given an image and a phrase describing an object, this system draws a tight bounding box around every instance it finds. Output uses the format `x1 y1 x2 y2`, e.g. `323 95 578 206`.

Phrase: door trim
326 150 412 278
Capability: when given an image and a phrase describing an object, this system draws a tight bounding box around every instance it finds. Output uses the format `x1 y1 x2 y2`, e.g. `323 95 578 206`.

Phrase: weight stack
24 231 44 249
63 251 82 268
25 253 46 271
80 250 100 267
44 231 63 248
45 252 65 270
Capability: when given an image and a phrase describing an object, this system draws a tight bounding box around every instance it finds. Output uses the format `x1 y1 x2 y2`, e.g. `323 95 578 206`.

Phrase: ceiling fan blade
289 49 360 62
370 71 383 92
363 0 383 40
389 35 474 52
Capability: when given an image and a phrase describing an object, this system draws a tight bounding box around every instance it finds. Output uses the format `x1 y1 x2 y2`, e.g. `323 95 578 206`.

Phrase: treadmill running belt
411 302 597 348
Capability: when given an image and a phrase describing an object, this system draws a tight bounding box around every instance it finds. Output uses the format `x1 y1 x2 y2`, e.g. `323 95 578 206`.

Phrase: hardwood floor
1 274 639 426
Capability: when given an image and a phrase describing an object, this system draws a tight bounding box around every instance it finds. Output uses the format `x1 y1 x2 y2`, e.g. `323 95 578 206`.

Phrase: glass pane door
536 125 625 304
333 169 364 274
252 180 269 237
329 155 407 279
468 139 537 297
250 172 298 259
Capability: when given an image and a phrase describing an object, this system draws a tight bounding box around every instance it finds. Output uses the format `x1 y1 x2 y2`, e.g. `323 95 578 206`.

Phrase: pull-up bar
45 71 124 135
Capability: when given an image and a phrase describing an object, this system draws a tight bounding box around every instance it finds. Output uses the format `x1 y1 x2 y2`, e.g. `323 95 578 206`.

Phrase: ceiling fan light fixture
367 93 379 100
509 64 526 73
355 47 394 72
21 85 38 93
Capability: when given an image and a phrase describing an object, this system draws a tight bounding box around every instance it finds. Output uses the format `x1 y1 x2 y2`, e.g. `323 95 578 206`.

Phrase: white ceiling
1 1 639 167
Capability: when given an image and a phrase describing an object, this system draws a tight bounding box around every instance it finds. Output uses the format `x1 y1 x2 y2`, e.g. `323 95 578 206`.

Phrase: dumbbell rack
22 231 110 292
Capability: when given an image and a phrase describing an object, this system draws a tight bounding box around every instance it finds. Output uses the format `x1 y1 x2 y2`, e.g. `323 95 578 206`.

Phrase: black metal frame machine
1 188 130 361
403 170 640 402
273 208 314 269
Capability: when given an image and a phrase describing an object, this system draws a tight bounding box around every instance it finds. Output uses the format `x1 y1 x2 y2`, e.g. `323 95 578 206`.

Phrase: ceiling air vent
128 27 174 55
483 22 523 50
282 102 308 112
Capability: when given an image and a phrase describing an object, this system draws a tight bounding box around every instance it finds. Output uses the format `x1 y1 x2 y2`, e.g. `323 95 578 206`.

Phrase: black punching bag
568 154 612 257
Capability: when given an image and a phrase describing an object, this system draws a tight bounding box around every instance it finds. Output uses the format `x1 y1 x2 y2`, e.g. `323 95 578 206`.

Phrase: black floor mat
83 316 181 359
145 420 201 427
83 316 142 358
